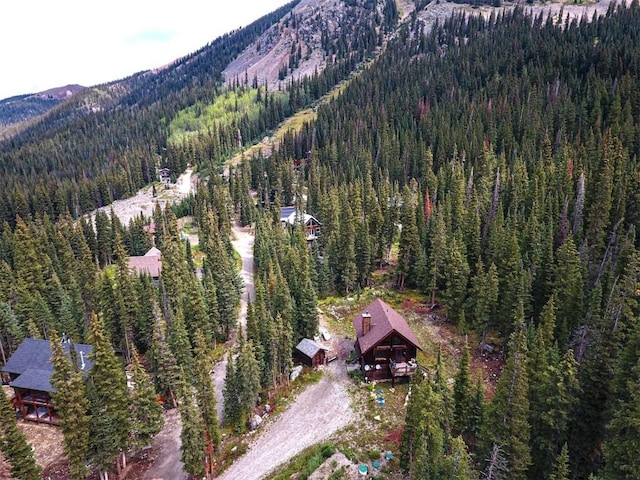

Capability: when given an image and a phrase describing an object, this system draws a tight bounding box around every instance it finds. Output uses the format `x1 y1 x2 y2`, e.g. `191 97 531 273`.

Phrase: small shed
295 338 329 368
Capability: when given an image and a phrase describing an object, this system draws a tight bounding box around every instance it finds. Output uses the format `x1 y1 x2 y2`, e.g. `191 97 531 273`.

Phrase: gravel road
217 361 356 480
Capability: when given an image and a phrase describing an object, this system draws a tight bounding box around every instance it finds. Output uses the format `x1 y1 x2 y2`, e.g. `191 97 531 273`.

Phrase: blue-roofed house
280 207 321 242
1 338 93 424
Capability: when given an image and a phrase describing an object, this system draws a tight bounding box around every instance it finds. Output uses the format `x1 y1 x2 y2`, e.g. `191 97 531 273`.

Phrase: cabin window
393 347 407 362
374 346 390 363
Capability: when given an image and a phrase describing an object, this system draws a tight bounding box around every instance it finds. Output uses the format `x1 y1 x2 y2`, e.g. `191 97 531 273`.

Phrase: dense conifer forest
1 0 640 478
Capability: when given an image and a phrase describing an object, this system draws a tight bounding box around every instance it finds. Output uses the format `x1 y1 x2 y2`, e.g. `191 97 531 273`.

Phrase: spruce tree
0 386 41 480
193 329 220 475
149 316 180 408
552 237 584 350
177 370 205 479
87 314 130 478
50 329 90 480
223 354 241 430
397 185 420 289
453 339 474 439
128 348 164 453
549 443 570 480
481 311 531 480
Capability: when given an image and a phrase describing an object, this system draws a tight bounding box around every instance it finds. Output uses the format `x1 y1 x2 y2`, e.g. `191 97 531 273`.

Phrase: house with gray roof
294 338 329 368
280 206 321 242
1 338 93 424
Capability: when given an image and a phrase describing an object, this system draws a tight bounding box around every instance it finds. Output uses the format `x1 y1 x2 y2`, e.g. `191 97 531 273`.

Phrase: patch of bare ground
17 420 64 474
223 0 339 88
401 298 503 398
140 408 186 480
308 451 401 480
217 359 356 480
89 168 194 228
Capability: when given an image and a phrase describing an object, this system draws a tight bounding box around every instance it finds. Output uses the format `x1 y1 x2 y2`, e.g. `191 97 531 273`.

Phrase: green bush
322 444 337 458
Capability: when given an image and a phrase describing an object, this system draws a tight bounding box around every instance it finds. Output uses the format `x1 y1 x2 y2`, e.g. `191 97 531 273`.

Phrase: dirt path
230 224 256 334
217 360 356 480
213 223 256 422
141 409 187 480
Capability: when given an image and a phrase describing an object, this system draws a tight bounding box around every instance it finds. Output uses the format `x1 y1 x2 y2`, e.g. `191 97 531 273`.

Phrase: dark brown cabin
1 338 93 424
295 338 329 368
353 299 422 383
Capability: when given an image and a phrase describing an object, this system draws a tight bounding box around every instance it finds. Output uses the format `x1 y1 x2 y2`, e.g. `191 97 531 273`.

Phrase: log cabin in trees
353 299 422 384
1 338 93 424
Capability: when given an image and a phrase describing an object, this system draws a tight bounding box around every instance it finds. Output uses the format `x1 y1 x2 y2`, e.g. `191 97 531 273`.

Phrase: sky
0 0 292 100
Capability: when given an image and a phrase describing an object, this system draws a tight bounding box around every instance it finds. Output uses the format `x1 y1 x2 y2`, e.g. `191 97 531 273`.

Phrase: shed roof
353 299 422 356
2 338 93 392
295 338 328 359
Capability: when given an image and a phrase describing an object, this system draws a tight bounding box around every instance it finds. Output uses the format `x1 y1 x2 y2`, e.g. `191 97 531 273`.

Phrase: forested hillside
0 1 300 225
1 0 640 479
237 2 640 478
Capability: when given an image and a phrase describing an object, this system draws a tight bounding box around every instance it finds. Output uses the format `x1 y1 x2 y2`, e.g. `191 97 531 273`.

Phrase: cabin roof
295 338 328 358
280 207 321 227
353 299 422 356
128 248 162 278
2 338 93 392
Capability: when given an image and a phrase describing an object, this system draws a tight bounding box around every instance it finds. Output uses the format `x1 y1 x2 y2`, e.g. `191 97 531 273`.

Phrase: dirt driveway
141 409 187 480
217 360 356 480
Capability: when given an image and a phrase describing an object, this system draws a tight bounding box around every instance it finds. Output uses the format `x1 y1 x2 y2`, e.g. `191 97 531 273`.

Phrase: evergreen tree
149 316 180 408
603 313 640 480
50 329 90 480
177 370 205 479
397 185 420 289
87 314 130 479
402 377 447 478
549 443 570 480
167 307 194 374
128 348 164 453
552 237 584 350
481 311 531 480
444 435 475 480
528 297 580 480
445 235 470 323
193 329 220 476
0 386 41 480
223 354 241 430
453 339 474 439
0 302 23 364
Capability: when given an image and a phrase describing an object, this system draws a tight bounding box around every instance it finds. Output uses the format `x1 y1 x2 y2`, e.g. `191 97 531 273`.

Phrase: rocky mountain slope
223 0 400 87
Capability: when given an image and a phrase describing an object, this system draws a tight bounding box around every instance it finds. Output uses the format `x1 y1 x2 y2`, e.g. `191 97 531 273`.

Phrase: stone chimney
362 311 371 335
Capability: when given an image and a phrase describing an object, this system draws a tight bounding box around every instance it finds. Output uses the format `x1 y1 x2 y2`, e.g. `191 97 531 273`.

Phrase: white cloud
0 0 292 99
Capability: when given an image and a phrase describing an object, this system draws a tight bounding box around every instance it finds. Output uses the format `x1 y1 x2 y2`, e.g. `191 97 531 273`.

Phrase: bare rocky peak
222 0 392 87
